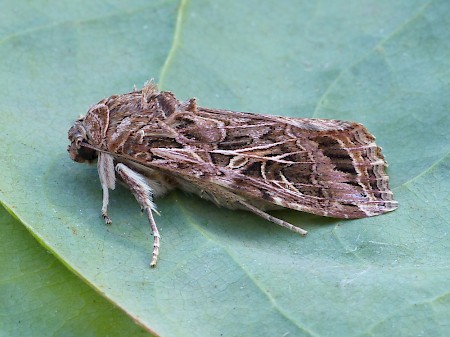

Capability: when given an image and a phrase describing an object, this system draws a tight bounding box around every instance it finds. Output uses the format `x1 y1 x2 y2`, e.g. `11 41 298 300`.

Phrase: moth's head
67 116 98 163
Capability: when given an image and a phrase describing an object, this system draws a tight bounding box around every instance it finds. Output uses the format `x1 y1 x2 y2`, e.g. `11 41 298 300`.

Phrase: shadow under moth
68 82 397 267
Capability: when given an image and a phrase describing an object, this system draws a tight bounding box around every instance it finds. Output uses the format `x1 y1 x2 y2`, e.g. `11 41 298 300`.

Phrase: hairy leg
238 200 308 235
115 163 160 267
97 153 116 224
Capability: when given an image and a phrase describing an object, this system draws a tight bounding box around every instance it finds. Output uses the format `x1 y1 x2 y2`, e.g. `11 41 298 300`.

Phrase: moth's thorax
100 89 200 156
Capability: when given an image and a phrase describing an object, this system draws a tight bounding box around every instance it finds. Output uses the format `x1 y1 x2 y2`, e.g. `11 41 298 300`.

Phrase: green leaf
0 206 153 337
1 0 449 336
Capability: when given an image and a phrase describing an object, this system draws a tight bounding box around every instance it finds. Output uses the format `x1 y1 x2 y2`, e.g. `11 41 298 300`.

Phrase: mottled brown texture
68 82 398 266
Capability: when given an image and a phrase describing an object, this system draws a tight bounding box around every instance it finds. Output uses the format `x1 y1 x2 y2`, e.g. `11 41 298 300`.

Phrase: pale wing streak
224 122 279 129
211 150 301 165
269 151 308 160
216 140 296 153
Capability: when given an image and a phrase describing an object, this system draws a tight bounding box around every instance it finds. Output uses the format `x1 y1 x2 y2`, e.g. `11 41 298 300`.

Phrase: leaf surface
0 206 153 337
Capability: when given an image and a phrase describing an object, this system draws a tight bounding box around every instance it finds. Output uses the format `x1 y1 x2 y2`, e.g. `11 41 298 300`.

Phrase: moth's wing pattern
122 107 397 219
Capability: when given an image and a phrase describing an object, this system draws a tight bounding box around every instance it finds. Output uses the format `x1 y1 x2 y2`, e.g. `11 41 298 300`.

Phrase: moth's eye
77 145 98 161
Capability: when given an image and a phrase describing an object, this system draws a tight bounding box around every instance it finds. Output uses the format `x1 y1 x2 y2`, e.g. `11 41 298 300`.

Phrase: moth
68 82 397 267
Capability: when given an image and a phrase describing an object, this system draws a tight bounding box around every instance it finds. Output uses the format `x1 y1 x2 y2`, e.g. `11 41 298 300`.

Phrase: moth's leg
238 200 308 236
97 153 116 225
101 183 112 224
115 163 160 267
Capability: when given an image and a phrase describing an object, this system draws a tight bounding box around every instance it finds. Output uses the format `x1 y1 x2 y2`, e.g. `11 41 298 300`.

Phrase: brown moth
68 82 398 267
